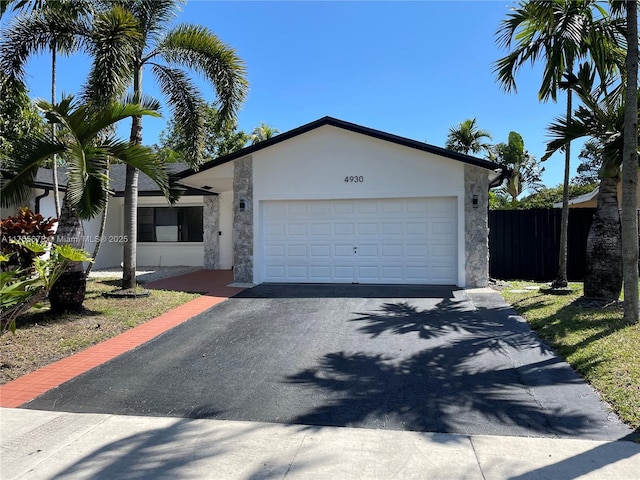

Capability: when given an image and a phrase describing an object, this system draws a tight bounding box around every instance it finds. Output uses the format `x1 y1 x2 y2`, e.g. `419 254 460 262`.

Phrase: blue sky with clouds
1 0 585 190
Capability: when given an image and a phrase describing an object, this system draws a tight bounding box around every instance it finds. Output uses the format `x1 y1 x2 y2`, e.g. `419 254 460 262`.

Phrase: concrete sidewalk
2 408 639 480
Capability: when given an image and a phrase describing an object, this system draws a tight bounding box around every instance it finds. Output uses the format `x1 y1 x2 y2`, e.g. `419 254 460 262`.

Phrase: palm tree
0 94 172 306
494 0 625 289
444 118 492 156
1 95 171 221
250 122 280 145
0 0 92 218
492 131 544 205
620 0 638 323
543 73 638 300
83 0 248 289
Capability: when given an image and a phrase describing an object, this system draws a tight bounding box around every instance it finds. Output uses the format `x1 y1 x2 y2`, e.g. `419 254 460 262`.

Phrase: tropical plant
543 74 639 300
1 95 171 217
157 102 249 162
0 0 93 217
249 122 280 145
491 131 544 204
0 206 57 270
0 75 44 163
444 118 492 156
494 0 626 289
0 94 173 300
82 0 248 289
0 239 92 334
574 139 604 186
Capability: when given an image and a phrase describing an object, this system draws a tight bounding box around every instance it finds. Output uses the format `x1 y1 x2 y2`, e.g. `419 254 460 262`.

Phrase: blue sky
1 1 583 190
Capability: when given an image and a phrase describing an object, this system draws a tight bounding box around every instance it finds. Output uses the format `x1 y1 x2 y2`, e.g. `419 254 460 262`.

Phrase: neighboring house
552 173 640 209
3 117 507 287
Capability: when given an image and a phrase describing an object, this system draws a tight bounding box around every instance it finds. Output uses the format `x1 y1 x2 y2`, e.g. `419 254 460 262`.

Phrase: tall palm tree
543 72 638 300
249 122 280 145
0 0 92 218
620 0 638 323
494 0 625 289
83 0 248 289
444 118 492 156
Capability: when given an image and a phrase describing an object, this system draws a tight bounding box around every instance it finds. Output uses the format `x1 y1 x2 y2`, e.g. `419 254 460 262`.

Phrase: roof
2 163 208 197
107 163 209 197
176 116 506 180
552 187 599 208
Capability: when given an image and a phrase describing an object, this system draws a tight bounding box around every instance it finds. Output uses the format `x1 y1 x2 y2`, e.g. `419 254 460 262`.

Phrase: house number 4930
344 176 364 183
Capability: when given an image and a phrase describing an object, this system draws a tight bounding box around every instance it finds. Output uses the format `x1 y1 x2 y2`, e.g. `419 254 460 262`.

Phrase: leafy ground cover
1 277 199 384
501 282 640 432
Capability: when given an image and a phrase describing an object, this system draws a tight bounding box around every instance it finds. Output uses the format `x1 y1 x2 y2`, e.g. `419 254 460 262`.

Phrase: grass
0 277 199 384
501 282 640 432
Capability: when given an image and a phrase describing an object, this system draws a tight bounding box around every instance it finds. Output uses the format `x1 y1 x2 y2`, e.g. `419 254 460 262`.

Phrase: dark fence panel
489 208 596 281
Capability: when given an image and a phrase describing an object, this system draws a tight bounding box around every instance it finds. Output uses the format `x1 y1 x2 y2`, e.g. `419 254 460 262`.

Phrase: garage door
261 198 457 284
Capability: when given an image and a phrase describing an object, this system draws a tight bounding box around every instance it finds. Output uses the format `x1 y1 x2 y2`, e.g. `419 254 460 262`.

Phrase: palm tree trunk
552 85 572 289
621 0 639 323
584 177 622 300
122 65 143 289
54 193 84 274
85 198 108 276
122 163 138 288
50 42 61 218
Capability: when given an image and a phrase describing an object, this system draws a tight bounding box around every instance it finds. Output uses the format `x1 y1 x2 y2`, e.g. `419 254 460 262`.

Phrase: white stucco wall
250 125 467 285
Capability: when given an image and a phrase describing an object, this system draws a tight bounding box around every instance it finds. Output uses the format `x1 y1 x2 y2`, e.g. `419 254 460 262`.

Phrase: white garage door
261 198 457 284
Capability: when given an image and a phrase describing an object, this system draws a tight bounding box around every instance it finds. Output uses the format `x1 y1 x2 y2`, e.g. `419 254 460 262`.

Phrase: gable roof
176 116 505 180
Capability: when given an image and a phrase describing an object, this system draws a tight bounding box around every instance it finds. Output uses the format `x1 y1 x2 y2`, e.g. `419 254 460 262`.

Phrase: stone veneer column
203 195 219 269
464 164 490 287
232 156 253 283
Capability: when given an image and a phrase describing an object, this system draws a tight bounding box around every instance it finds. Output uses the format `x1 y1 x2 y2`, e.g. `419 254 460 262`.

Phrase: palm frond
82 4 140 106
0 12 63 81
65 145 110 218
0 133 66 207
151 63 205 166
105 139 170 198
158 24 248 123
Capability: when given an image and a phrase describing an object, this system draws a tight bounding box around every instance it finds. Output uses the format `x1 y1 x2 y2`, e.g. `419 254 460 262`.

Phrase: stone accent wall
464 164 490 287
233 156 253 283
203 195 219 269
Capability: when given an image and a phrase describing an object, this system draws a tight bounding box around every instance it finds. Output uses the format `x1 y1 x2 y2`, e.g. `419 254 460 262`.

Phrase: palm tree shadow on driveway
285 291 635 441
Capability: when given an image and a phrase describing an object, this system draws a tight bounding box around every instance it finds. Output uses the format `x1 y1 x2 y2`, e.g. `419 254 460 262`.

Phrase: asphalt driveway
23 285 634 441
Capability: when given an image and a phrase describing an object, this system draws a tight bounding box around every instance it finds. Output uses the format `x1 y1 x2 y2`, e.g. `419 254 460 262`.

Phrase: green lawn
502 282 640 432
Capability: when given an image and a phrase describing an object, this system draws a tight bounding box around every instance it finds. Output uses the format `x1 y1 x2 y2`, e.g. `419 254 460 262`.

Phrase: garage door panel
381 222 402 235
334 265 356 280
310 244 331 257
261 198 457 284
287 245 307 257
382 244 403 256
335 223 355 235
357 223 378 235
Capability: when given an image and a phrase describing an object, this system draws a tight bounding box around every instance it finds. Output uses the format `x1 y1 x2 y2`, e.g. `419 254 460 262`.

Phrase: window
138 206 203 242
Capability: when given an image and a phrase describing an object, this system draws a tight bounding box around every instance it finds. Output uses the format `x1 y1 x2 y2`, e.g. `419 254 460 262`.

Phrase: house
552 173 640 209
177 116 506 287
3 117 506 287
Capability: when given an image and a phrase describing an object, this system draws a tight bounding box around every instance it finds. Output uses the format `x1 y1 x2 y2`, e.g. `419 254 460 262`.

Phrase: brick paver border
0 291 241 408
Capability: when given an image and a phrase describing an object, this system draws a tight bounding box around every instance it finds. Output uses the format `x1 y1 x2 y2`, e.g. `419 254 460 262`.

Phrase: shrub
0 207 57 271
